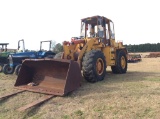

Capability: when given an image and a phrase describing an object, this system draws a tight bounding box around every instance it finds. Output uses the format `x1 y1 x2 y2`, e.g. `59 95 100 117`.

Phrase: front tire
14 64 22 75
111 50 127 74
3 64 15 74
82 50 106 83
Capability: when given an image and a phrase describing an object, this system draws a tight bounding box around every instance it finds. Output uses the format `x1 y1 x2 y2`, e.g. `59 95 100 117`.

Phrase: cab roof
81 15 112 23
0 43 9 45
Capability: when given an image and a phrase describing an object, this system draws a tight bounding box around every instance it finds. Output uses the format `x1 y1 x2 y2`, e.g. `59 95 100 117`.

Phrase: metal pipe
18 39 25 52
40 40 52 51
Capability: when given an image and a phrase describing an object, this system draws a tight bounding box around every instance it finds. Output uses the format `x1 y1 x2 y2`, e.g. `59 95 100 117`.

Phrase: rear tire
3 64 15 74
14 64 22 75
82 50 106 83
111 50 127 74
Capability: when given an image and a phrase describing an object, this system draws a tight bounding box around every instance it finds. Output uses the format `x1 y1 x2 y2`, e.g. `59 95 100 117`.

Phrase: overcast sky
0 0 160 50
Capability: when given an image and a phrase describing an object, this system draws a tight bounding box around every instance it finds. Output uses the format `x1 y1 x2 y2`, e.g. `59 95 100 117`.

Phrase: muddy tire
82 50 106 83
14 64 22 75
2 64 14 74
111 50 127 74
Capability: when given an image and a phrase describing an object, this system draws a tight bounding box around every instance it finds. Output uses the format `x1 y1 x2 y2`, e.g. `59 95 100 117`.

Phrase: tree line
53 42 160 53
124 43 160 52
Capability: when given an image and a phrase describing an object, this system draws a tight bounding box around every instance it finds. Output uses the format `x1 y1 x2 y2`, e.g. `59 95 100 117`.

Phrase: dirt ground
0 56 160 119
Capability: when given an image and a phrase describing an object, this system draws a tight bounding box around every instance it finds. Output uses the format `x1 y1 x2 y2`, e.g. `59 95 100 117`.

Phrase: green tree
53 43 63 53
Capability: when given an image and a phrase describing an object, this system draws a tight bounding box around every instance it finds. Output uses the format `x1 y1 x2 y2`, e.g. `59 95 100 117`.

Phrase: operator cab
0 43 9 52
80 15 115 45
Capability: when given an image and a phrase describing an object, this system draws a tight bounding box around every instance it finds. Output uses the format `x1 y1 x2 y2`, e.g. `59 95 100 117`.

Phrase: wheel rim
121 56 126 69
6 66 13 74
96 58 104 75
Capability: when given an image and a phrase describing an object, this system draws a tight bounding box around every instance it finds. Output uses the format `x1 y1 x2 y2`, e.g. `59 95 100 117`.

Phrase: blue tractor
0 40 23 72
3 40 56 75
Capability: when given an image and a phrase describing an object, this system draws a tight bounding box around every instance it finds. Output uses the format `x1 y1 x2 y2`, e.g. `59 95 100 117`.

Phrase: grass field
0 57 160 119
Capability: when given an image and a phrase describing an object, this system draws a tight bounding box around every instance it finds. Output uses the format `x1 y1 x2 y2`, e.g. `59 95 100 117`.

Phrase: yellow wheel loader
15 15 128 96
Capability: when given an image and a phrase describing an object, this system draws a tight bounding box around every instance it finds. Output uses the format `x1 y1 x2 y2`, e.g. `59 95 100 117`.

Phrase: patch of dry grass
0 56 160 119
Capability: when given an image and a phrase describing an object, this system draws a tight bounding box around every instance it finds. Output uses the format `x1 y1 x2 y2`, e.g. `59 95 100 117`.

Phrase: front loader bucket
14 59 82 96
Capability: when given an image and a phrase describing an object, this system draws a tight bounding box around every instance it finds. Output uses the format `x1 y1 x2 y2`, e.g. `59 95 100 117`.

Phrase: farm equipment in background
3 40 56 75
0 43 9 53
2 39 26 74
0 43 17 72
144 52 160 58
0 43 10 72
128 53 142 63
15 15 128 97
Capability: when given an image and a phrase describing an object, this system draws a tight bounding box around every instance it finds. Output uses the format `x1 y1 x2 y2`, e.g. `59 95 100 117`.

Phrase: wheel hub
121 56 126 69
96 58 104 75
7 67 12 72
